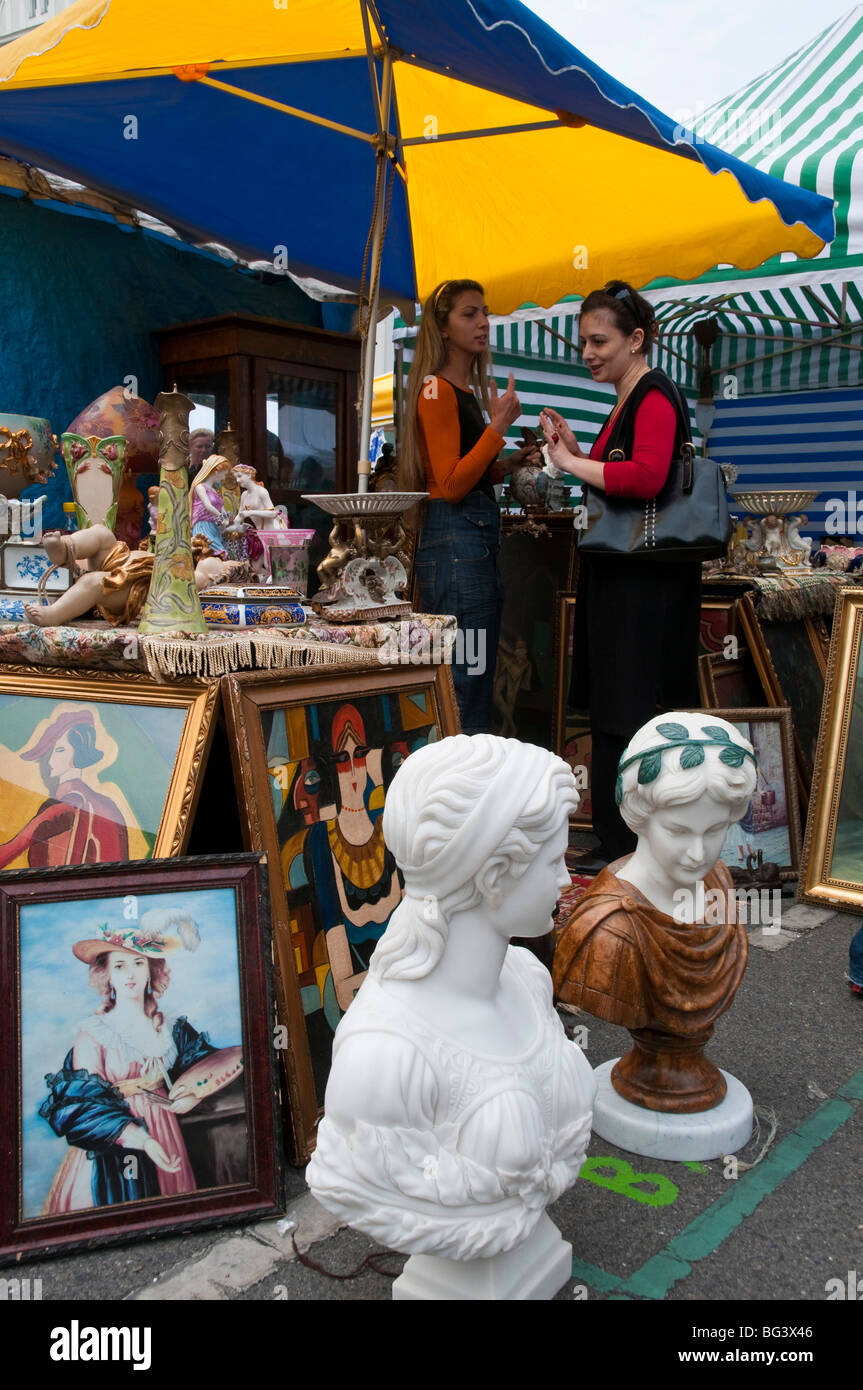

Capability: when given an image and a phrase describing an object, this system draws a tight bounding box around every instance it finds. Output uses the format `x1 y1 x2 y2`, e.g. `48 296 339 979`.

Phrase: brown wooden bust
553 857 747 1112
553 712 758 1115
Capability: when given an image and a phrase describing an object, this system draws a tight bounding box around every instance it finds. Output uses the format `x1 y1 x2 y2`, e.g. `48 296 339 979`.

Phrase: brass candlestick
137 387 207 635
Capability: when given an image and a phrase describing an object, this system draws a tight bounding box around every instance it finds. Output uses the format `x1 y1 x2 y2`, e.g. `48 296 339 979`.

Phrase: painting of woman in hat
39 911 221 1211
0 709 130 870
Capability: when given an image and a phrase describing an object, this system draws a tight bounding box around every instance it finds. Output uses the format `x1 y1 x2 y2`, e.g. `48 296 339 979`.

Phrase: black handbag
577 377 731 563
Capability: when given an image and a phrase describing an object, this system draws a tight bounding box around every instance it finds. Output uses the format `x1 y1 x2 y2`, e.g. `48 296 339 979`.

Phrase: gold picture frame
798 588 863 913
0 664 218 868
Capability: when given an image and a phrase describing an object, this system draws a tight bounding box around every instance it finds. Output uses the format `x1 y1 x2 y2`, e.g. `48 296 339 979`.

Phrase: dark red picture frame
0 854 282 1263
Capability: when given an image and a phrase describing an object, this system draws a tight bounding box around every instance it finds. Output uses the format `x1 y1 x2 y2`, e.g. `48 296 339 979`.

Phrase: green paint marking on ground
570 1257 627 1293
682 1161 709 1173
575 1066 863 1302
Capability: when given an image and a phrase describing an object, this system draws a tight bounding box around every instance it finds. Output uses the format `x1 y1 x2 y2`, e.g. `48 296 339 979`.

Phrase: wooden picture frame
553 591 592 827
799 588 863 913
223 661 461 1161
757 615 828 790
496 514 576 746
699 597 739 656
0 854 282 1263
697 707 802 880
0 665 219 869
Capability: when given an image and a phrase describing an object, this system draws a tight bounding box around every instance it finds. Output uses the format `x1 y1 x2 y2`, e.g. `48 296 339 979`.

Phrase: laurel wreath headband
615 721 756 805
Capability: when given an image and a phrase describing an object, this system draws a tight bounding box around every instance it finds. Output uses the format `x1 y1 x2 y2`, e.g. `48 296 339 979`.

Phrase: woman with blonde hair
399 280 538 734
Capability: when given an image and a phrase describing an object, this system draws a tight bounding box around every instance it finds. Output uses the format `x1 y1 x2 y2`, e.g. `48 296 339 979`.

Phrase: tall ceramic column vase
137 389 207 635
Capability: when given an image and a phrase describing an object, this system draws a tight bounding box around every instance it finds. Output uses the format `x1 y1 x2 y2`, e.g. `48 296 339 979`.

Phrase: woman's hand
540 410 587 474
142 1135 183 1174
540 408 582 457
489 372 521 436
506 443 543 470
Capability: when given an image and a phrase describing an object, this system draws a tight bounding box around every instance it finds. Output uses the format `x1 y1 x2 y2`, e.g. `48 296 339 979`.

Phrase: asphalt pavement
7 896 861 1310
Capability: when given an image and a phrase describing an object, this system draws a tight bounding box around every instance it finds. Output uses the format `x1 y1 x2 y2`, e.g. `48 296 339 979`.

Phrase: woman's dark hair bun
580 280 657 355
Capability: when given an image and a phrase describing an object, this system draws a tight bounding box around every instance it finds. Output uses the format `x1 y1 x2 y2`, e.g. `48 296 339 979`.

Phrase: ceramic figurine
553 711 757 1160
189 454 232 558
0 414 59 501
65 388 160 547
61 433 126 532
307 734 596 1301
146 485 159 536
231 464 288 529
138 388 208 635
23 525 241 627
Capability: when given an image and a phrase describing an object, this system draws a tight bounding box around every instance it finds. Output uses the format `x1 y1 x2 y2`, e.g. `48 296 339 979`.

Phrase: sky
521 0 857 115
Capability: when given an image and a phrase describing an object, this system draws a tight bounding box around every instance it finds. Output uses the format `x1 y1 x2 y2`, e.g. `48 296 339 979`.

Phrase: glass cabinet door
265 368 339 502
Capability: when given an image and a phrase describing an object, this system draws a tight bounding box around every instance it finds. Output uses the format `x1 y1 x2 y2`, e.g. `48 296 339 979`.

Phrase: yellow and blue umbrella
0 0 835 480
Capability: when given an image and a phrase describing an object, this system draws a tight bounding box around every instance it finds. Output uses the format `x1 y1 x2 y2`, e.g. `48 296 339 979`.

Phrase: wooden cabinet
157 313 361 516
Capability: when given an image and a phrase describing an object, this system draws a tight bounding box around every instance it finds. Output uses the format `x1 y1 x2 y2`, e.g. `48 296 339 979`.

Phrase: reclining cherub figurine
23 524 243 627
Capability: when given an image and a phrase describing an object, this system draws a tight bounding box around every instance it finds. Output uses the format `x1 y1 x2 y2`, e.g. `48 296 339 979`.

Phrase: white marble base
392 1212 572 1301
591 1059 753 1161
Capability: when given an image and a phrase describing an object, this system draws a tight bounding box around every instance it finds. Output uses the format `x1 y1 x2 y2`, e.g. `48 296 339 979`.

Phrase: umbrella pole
357 197 384 495
357 40 393 495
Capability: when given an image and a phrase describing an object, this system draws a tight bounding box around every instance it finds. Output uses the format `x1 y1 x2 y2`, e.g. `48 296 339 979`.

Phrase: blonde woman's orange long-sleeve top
417 376 505 503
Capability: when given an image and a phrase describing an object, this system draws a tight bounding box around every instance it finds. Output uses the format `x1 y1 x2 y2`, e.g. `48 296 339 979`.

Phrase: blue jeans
414 493 502 735
849 925 863 987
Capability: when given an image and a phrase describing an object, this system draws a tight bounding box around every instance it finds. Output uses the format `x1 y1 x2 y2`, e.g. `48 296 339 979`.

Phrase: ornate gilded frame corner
798 588 863 913
0 664 219 861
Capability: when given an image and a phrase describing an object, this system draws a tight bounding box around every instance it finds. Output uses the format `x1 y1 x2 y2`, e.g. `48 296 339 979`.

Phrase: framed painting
757 616 827 791
223 661 461 1160
0 666 218 870
698 653 765 710
799 589 863 913
495 513 575 747
698 707 802 880
553 591 592 827
699 597 739 657
0 854 281 1262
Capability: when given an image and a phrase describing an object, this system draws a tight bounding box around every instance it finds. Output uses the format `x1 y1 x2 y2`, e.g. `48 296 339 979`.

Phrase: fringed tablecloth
704 570 858 621
0 614 458 680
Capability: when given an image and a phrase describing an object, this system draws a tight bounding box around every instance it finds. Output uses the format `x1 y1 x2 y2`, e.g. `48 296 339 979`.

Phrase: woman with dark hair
399 279 538 734
0 709 130 868
541 280 702 871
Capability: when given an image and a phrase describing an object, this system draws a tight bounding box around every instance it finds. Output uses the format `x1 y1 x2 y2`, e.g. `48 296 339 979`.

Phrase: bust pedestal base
592 1059 753 1160
392 1212 572 1301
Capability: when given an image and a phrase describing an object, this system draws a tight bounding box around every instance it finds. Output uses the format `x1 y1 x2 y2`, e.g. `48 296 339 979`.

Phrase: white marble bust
307 735 596 1293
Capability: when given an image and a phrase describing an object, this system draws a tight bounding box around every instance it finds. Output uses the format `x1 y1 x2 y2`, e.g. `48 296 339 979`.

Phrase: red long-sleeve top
593 389 677 499
416 377 505 503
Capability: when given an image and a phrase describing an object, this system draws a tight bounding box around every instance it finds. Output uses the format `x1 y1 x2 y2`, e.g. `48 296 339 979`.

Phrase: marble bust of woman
307 734 596 1299
553 712 757 1153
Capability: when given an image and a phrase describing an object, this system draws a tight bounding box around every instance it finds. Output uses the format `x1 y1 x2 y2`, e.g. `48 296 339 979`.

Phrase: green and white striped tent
394 6 863 536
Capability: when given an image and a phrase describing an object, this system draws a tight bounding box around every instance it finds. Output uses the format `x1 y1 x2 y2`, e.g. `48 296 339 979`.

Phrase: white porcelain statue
307 734 596 1301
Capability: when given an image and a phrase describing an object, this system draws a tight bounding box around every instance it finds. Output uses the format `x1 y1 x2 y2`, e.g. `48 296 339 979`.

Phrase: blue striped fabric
710 388 863 540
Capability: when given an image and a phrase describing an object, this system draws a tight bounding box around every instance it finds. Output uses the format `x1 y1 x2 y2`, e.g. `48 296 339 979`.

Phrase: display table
0 612 457 679
703 568 857 621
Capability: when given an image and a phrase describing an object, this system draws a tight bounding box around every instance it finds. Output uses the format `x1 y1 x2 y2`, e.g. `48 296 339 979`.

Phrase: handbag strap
604 372 696 494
